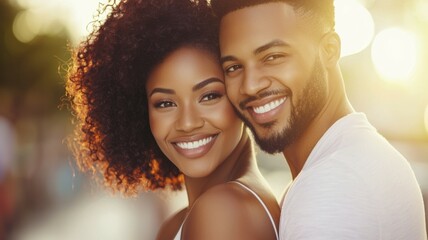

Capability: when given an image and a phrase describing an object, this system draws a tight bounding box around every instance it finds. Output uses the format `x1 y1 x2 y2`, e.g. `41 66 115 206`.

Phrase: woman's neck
184 130 258 207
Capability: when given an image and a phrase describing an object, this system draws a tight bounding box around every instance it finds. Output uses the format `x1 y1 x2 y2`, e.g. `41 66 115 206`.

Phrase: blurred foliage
0 1 71 120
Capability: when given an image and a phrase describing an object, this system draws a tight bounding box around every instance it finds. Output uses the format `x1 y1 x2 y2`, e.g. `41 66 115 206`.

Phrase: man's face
219 2 328 154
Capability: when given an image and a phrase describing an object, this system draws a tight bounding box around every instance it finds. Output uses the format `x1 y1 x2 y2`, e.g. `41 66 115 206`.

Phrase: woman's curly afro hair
66 0 219 194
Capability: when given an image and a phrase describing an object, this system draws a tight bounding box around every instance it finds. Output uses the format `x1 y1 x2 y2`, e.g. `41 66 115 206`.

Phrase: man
211 0 427 239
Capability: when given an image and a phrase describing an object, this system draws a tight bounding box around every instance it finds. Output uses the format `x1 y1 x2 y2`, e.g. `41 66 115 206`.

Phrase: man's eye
225 64 242 73
265 54 284 62
264 53 286 63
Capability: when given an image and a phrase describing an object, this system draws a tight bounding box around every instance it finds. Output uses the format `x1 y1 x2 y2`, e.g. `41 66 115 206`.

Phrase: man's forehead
218 3 302 52
219 2 301 36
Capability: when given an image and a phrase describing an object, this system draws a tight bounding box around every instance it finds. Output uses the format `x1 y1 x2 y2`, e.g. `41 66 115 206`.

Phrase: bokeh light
10 0 110 44
334 0 375 57
371 27 419 83
12 10 41 43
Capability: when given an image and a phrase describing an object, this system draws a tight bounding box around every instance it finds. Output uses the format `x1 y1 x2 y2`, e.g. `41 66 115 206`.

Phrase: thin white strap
175 208 191 240
231 181 279 240
174 223 183 240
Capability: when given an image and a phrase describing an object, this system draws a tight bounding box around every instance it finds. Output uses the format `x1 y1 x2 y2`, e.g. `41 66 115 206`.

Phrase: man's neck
283 70 354 179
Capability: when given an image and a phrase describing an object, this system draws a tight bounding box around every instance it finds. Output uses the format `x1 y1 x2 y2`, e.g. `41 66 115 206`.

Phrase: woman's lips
172 134 218 159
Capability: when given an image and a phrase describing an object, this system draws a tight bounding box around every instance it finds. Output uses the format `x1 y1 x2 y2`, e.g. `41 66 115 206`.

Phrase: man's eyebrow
220 55 237 65
254 39 289 55
220 39 289 65
192 77 223 91
149 88 175 97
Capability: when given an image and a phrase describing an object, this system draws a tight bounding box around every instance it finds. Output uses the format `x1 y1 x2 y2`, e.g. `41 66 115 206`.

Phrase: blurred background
0 0 427 239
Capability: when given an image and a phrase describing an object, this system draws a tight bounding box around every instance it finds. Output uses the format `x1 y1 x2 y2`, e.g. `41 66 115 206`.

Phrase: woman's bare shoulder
182 182 278 240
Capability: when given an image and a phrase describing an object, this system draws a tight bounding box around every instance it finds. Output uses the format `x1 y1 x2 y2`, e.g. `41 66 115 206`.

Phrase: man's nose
240 66 271 96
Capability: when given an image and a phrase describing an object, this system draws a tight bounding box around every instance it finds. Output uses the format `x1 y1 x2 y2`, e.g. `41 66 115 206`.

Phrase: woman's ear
319 31 341 68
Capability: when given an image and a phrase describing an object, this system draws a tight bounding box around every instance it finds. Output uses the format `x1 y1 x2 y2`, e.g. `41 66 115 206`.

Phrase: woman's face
146 47 244 178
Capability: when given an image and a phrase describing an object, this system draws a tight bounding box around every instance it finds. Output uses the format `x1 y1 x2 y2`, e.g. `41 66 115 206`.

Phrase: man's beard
236 57 328 154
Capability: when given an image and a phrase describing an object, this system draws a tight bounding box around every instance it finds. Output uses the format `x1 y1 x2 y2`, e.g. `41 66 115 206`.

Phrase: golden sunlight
371 27 419 83
425 105 428 134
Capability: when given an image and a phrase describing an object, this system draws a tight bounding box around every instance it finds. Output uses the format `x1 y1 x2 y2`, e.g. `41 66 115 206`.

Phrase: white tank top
174 181 278 240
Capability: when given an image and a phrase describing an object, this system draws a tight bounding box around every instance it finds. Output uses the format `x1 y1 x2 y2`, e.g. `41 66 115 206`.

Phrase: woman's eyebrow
192 77 223 92
149 77 222 97
149 88 175 97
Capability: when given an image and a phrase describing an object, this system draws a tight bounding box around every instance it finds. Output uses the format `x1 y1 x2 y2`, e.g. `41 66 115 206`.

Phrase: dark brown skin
157 133 280 240
158 134 280 240
219 2 354 179
67 0 280 238
148 47 280 240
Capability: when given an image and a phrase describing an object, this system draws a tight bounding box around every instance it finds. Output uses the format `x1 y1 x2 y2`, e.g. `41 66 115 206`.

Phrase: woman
66 0 280 239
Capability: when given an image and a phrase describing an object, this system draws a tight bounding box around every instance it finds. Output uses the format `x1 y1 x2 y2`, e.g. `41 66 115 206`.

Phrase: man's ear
319 31 341 68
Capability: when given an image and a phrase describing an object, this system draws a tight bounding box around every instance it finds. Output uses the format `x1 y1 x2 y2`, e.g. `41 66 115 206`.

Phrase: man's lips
252 97 286 114
244 97 287 124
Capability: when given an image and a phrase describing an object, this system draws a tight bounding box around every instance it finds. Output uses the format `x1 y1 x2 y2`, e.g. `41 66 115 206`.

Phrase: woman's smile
172 134 218 159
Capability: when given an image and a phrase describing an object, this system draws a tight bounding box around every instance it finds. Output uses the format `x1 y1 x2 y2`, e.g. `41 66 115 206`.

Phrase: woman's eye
154 100 176 108
201 92 222 102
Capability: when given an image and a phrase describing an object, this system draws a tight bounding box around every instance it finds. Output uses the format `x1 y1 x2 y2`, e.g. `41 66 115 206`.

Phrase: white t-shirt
280 113 427 240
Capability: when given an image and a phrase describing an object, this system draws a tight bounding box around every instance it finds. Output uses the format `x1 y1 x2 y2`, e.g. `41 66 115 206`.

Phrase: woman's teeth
176 136 213 150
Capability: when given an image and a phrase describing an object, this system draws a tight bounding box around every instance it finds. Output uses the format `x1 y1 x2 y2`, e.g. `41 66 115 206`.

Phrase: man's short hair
211 0 335 34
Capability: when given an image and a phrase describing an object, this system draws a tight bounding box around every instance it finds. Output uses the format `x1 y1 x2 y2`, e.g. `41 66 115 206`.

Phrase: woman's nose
175 104 204 132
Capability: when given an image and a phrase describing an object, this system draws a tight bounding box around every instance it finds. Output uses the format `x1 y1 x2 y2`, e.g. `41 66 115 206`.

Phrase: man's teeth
176 136 213 150
253 98 286 114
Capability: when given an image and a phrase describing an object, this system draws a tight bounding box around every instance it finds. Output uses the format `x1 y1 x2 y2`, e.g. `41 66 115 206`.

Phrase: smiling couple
66 0 427 239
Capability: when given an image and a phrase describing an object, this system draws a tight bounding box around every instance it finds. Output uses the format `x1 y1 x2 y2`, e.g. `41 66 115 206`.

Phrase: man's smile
252 97 286 114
